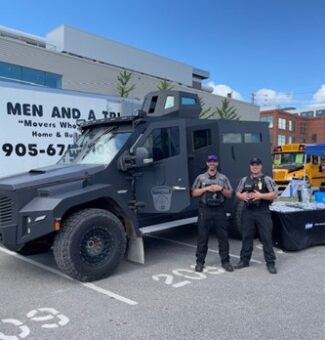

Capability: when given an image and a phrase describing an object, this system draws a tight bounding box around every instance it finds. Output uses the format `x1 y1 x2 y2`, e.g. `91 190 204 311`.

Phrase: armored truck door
134 120 190 213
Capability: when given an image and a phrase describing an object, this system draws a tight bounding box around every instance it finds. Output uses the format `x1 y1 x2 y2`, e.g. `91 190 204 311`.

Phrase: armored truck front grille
0 196 13 223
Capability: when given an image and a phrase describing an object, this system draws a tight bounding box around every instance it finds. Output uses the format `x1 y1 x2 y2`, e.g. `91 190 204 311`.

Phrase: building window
260 116 273 128
300 111 314 117
193 129 211 150
278 118 286 130
288 136 293 144
311 134 317 143
288 120 293 131
277 135 286 145
0 61 62 88
316 109 325 117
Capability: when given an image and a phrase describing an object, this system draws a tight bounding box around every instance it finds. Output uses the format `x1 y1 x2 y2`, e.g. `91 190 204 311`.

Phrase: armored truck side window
222 133 242 143
193 129 211 150
164 96 175 109
244 132 262 143
144 127 180 161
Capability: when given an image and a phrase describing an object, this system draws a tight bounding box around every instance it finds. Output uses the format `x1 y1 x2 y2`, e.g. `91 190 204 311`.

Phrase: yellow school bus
272 143 325 191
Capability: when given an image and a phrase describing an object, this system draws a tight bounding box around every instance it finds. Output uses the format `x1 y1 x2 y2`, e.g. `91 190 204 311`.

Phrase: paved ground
0 224 324 340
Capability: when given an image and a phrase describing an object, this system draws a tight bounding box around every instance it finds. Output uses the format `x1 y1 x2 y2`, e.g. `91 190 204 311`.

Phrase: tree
157 79 174 91
216 98 240 120
198 96 216 119
117 70 135 97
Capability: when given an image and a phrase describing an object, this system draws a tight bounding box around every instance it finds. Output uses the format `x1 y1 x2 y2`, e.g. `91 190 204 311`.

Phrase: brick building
260 109 325 148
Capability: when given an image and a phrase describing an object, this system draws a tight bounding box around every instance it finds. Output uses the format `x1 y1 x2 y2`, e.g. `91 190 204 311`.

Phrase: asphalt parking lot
0 224 325 340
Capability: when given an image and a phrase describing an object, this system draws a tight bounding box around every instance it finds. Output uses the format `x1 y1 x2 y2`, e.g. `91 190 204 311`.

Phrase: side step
139 217 198 234
127 217 198 265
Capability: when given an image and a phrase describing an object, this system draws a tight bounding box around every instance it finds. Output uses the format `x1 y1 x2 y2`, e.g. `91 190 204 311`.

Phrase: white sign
0 83 139 177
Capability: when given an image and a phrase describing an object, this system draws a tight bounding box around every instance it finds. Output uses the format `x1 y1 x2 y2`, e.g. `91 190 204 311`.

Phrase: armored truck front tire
53 208 126 282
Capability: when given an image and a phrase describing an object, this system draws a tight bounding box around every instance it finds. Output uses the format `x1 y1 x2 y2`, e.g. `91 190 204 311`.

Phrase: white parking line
0 246 138 306
147 235 263 264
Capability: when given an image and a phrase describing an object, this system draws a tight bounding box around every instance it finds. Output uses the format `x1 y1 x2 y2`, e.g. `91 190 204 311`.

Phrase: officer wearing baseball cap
192 154 234 272
234 157 278 274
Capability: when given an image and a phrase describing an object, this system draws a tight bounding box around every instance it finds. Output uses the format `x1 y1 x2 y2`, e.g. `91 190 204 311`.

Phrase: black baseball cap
250 157 262 165
207 154 218 162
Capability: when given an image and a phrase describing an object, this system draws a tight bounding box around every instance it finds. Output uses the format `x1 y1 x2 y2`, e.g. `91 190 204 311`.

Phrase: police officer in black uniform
192 154 233 273
234 157 278 274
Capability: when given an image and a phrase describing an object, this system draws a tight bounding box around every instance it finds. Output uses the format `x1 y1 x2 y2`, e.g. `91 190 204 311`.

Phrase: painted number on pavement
152 265 225 288
0 307 69 340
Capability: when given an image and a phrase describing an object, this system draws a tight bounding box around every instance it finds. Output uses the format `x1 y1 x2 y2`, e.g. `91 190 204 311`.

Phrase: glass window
193 129 211 150
316 109 325 117
22 67 45 85
260 116 273 128
278 118 286 130
288 135 293 143
148 96 158 113
59 128 131 165
181 96 196 105
311 133 317 143
45 72 62 88
144 127 180 161
244 133 262 143
0 62 21 80
222 133 242 143
277 135 286 145
288 120 293 131
164 96 175 109
300 111 314 117
0 61 62 88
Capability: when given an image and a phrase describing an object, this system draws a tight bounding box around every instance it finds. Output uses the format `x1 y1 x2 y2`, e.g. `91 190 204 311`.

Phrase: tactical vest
204 174 225 207
243 175 271 209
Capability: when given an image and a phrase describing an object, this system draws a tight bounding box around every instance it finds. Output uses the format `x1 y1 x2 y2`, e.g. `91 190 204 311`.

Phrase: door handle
173 186 187 191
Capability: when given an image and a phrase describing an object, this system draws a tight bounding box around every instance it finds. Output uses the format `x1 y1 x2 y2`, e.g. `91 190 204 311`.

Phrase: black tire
53 209 126 282
17 236 53 255
229 200 245 239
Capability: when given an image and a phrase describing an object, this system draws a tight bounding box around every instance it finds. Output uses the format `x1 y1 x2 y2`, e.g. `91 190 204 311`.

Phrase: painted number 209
152 265 225 288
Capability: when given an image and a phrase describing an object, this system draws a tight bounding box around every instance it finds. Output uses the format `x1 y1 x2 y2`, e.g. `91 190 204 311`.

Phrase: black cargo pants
196 205 230 265
240 207 276 264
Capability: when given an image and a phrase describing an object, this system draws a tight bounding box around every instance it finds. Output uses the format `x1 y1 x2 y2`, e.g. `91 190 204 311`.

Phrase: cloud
312 84 325 104
254 88 293 108
206 81 243 100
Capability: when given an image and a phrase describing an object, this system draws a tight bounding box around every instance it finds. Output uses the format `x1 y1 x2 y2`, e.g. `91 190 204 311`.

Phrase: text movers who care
0 81 141 178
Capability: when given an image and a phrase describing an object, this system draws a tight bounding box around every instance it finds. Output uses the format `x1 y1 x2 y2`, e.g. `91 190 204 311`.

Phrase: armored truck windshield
59 126 131 165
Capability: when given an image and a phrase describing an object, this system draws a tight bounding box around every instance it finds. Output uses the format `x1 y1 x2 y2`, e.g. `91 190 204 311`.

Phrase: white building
0 24 259 120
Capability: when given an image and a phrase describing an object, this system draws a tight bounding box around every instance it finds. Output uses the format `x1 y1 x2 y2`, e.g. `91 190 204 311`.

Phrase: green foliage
216 98 240 120
157 80 174 91
198 96 216 119
117 70 135 97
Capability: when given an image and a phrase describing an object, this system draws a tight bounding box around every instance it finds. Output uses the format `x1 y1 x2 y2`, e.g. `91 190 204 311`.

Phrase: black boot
234 260 249 270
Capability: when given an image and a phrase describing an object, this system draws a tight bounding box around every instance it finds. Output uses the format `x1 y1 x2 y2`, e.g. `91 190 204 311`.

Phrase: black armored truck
0 90 272 282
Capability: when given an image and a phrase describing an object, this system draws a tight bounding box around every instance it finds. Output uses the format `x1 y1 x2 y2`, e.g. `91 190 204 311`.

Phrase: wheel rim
80 227 113 265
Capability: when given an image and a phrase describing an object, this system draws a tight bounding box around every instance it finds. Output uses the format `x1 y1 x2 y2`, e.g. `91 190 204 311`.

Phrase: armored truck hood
0 164 105 190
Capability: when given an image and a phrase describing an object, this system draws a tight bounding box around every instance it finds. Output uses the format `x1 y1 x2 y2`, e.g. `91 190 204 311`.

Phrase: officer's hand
241 192 251 201
210 184 223 192
251 190 262 200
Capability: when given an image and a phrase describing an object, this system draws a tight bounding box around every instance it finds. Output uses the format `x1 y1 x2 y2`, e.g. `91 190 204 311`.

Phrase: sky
1 0 325 109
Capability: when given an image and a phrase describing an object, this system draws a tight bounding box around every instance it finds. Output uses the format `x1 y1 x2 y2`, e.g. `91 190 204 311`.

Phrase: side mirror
135 147 153 167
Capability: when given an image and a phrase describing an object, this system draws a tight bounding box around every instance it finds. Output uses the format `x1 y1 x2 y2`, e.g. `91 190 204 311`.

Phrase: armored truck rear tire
53 208 126 282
